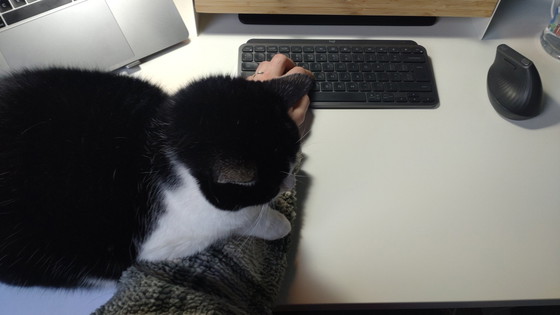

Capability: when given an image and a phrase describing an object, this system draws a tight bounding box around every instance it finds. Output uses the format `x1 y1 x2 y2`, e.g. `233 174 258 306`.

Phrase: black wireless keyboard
239 39 439 109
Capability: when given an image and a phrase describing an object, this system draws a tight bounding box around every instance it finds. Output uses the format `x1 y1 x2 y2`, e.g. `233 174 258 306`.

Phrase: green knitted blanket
93 187 297 315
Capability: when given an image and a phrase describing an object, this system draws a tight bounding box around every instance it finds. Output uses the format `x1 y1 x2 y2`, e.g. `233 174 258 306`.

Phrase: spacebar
312 92 367 102
3 0 72 25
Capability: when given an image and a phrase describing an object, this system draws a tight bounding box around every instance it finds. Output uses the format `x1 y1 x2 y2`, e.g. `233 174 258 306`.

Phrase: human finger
283 66 313 126
288 95 310 126
283 65 313 79
247 54 296 81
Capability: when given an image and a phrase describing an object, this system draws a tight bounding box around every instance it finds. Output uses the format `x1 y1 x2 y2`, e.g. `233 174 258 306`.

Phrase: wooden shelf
194 0 500 18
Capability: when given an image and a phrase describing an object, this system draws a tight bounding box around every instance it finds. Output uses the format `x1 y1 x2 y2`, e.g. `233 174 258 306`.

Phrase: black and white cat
0 68 313 288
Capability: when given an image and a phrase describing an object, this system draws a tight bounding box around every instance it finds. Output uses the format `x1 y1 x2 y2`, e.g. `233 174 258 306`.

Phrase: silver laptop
0 0 189 73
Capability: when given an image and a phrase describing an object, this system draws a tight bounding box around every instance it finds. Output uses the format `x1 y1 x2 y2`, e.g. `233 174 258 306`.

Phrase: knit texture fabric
93 188 297 315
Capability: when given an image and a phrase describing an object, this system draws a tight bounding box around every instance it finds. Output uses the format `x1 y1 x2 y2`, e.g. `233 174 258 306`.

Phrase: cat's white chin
137 162 291 262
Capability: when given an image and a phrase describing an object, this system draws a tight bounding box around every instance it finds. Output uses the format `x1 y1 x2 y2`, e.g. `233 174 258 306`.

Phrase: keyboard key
241 52 253 62
12 0 26 8
351 73 363 81
309 63 321 71
313 92 367 102
304 54 315 62
291 53 303 62
340 54 352 62
364 73 376 82
322 63 335 72
316 53 328 62
352 54 364 62
0 0 13 13
320 82 333 91
242 62 259 71
395 95 408 102
412 65 431 81
399 83 433 92
367 93 382 102
346 82 359 91
347 63 359 72
326 73 338 81
402 55 426 63
328 54 340 62
382 93 395 102
376 73 389 82
386 83 399 92
314 72 326 81
339 73 351 81
333 82 346 91
373 83 385 91
359 82 371 91
322 46 335 53
312 82 321 91
360 64 373 72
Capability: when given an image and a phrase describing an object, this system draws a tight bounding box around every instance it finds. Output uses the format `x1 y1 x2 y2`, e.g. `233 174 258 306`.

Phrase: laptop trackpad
0 0 135 71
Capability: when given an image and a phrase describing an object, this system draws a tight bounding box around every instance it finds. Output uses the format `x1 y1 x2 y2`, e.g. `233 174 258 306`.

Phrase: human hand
247 54 313 126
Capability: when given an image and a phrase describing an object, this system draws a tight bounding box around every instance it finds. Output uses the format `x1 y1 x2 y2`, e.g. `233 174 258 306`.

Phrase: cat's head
164 74 314 210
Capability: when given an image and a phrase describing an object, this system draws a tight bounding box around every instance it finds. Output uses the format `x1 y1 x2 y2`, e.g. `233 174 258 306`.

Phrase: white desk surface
1 0 560 313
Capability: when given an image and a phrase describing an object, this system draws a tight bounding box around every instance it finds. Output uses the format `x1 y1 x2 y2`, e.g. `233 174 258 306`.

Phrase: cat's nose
214 159 257 186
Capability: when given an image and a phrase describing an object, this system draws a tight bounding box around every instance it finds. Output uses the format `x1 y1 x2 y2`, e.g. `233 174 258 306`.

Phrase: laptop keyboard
0 0 72 27
239 39 439 109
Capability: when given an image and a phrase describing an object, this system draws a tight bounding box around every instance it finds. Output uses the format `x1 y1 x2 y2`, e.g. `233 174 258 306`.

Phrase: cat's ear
263 74 314 109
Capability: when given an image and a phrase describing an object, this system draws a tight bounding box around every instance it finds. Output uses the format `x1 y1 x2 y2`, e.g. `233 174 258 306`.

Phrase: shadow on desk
512 92 560 130
275 109 344 304
276 166 313 302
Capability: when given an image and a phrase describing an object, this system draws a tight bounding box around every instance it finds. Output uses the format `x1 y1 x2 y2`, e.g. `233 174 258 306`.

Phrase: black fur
0 68 313 288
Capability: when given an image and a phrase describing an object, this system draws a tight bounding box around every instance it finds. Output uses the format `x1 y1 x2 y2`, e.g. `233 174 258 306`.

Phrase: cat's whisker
0 199 16 209
293 174 308 178
20 120 49 135
233 233 252 253
25 248 41 264
234 234 256 253
0 223 24 249
297 129 312 143
279 171 307 178
233 204 269 253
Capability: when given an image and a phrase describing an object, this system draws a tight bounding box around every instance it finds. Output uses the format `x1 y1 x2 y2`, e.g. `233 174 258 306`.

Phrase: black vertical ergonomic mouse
487 44 543 120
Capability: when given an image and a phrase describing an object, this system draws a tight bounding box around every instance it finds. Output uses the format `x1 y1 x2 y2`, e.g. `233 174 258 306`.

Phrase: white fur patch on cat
138 162 291 261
